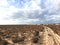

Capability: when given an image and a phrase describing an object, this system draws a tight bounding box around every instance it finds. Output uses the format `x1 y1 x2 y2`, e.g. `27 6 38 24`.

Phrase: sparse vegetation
0 25 60 45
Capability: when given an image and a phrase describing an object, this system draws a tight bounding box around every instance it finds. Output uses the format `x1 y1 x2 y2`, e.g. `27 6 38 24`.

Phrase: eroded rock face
0 25 60 45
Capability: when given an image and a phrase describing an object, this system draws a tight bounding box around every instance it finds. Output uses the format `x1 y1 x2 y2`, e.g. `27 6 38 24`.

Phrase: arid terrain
0 24 60 45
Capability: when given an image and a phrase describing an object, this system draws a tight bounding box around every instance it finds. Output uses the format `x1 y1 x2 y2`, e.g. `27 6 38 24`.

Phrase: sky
0 0 60 24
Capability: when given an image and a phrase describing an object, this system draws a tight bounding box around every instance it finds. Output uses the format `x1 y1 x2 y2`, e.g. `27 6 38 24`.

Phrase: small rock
32 37 39 43
12 37 25 43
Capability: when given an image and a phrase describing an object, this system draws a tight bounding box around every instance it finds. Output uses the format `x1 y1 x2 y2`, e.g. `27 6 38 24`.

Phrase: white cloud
0 0 20 24
0 0 41 24
44 15 60 22
29 0 40 10
0 0 9 7
0 0 60 24
45 0 60 10
1 19 20 25
0 18 39 24
0 5 19 19
8 0 60 24
7 6 19 16
49 15 60 20
14 18 40 24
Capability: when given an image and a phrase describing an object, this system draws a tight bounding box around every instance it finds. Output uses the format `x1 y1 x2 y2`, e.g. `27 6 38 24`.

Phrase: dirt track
0 25 60 45
41 26 60 45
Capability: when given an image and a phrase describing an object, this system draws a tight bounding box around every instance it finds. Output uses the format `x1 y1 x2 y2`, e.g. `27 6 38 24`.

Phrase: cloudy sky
0 0 60 24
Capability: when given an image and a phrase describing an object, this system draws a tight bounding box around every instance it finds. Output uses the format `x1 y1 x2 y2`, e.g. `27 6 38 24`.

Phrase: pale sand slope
40 26 60 45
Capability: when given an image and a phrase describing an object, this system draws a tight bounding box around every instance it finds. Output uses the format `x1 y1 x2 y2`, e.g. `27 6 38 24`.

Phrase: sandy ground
0 25 60 45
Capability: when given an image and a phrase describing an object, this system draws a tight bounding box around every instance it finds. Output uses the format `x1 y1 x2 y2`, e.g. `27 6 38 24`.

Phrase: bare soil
0 24 60 45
